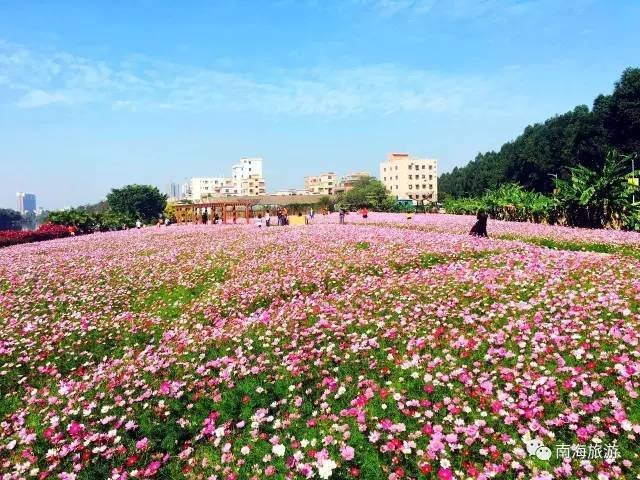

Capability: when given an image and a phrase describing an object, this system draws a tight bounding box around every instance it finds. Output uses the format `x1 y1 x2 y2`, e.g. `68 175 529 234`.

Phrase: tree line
439 68 640 199
46 185 167 232
444 150 639 230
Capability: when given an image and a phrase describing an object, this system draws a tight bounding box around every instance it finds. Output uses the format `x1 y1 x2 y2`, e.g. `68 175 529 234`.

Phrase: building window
423 184 426 189
429 175 433 180
429 165 433 170
408 175 412 180
429 184 433 189
422 165 426 169
408 185 412 189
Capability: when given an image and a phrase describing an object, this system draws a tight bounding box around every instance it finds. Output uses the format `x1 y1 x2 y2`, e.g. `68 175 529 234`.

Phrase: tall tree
439 68 640 198
107 185 167 222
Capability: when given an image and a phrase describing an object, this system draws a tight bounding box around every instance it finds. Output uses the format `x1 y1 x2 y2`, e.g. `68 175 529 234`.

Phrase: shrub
0 223 70 248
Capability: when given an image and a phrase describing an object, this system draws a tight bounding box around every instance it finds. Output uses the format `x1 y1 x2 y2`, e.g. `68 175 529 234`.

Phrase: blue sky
1 0 639 209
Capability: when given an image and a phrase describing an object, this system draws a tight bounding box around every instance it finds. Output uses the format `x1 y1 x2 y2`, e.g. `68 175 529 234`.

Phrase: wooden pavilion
174 200 256 224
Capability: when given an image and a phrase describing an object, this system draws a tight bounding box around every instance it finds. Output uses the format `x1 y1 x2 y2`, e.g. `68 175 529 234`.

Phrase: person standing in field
265 211 271 227
339 207 346 224
256 213 263 228
359 207 369 219
232 210 237 224
470 210 489 237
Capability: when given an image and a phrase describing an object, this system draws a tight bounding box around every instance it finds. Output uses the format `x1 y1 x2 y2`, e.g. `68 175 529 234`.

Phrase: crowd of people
134 206 490 237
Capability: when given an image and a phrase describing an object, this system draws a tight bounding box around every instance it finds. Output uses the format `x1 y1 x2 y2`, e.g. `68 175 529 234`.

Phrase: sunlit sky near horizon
1 0 639 209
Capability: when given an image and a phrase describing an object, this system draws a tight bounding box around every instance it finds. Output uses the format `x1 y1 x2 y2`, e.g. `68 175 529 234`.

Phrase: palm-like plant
555 150 638 228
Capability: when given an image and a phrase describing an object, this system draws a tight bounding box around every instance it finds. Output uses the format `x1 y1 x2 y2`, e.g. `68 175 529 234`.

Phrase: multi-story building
165 182 182 201
334 172 371 194
304 172 337 195
180 182 192 200
189 177 231 200
16 192 36 214
232 157 263 192
241 174 266 197
379 153 437 202
183 157 266 201
272 189 312 196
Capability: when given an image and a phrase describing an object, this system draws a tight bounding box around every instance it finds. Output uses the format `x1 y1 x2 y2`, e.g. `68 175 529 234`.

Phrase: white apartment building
379 153 438 202
304 172 337 195
232 157 263 192
189 177 230 200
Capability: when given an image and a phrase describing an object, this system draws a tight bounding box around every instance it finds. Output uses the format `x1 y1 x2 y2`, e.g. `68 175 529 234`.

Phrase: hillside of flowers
1 218 639 480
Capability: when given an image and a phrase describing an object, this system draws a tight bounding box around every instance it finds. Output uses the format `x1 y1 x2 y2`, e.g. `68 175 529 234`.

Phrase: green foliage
47 209 99 232
317 195 334 211
336 176 395 210
445 151 639 229
440 67 640 198
107 184 167 222
0 208 22 230
164 202 177 222
555 150 639 228
46 208 135 232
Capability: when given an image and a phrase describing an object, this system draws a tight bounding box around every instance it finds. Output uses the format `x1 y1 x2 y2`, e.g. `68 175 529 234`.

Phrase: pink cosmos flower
340 445 355 461
136 437 149 450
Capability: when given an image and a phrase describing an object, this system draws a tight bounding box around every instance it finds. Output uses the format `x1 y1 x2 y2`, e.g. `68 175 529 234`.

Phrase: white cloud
17 89 67 108
0 39 512 117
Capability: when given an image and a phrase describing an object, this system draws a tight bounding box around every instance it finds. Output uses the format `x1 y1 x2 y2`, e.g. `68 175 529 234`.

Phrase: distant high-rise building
16 192 36 214
165 182 182 201
380 153 437 202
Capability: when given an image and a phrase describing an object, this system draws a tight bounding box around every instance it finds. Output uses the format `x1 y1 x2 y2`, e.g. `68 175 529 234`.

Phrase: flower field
1 217 639 480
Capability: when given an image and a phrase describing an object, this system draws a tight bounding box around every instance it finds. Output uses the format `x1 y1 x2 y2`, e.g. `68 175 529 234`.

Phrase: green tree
0 209 22 230
107 185 167 223
164 202 177 222
439 68 640 199
46 209 98 232
336 177 394 210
